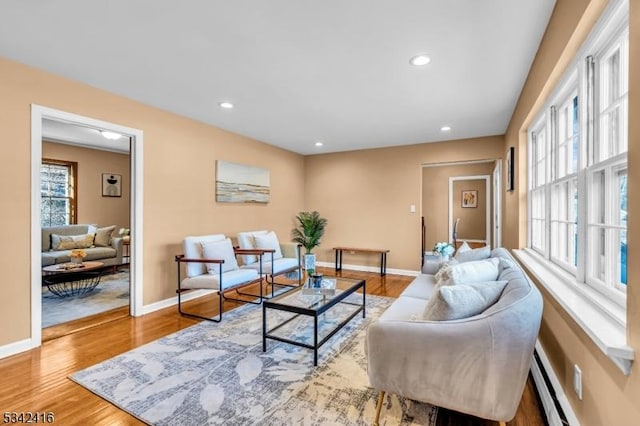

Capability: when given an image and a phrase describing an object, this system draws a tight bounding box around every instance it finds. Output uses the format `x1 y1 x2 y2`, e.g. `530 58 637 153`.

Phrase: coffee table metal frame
42 261 106 297
262 277 366 366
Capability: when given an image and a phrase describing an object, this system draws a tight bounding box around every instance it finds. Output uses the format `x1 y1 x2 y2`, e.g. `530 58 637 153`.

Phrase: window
41 159 77 227
527 6 628 299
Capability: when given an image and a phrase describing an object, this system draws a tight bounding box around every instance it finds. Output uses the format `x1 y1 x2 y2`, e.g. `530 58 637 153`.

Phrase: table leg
314 315 318 366
262 305 267 352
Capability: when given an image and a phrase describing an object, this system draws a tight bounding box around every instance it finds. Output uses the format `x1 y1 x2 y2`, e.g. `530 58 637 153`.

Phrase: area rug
42 271 130 328
71 293 437 425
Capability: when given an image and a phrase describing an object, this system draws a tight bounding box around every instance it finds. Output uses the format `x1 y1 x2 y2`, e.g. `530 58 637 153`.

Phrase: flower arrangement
119 228 130 237
70 249 87 258
433 242 454 257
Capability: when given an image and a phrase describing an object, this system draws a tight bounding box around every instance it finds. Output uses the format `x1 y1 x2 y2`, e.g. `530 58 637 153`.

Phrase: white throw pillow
423 280 508 321
456 241 471 254
201 238 239 274
253 231 283 260
447 257 500 285
51 233 95 250
454 245 491 263
434 259 458 285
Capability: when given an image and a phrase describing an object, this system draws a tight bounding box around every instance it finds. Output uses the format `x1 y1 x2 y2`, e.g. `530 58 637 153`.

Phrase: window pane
588 226 606 283
617 170 627 286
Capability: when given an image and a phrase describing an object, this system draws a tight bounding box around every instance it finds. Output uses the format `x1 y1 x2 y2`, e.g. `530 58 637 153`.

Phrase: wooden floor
0 267 546 425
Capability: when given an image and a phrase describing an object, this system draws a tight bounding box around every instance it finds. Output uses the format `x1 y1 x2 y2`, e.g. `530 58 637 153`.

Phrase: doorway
30 105 144 348
448 175 491 248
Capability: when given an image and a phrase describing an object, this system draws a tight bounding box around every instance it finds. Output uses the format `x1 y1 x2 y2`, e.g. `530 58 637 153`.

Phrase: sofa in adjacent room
366 247 543 423
41 224 124 267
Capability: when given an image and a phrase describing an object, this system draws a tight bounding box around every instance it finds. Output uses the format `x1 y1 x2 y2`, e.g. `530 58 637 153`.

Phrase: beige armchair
175 234 266 322
237 230 302 298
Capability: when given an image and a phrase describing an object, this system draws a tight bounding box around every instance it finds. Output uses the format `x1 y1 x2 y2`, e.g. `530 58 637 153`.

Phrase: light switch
410 205 416 213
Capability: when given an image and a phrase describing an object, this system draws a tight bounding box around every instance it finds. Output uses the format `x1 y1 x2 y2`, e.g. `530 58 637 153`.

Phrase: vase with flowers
119 227 131 242
69 249 87 265
433 242 454 261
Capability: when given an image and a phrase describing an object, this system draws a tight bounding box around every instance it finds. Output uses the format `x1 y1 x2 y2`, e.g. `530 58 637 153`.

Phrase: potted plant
291 211 328 276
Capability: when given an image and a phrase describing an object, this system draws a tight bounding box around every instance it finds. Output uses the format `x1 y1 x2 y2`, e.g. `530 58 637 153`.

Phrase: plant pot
304 253 316 275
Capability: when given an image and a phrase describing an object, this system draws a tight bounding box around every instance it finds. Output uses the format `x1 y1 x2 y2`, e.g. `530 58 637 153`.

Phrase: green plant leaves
291 211 328 254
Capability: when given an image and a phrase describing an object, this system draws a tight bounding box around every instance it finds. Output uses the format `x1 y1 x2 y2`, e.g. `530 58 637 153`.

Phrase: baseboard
140 289 216 315
532 340 580 426
0 338 36 360
315 261 419 277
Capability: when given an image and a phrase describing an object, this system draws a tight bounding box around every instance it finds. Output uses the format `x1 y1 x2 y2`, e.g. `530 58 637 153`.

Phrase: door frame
448 175 491 247
493 160 503 248
31 105 144 347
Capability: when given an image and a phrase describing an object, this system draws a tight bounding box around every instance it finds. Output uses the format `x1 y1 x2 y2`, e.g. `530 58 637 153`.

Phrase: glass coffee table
262 276 365 366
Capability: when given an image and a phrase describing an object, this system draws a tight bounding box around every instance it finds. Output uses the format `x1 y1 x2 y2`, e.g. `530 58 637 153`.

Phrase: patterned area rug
71 293 437 425
42 271 129 328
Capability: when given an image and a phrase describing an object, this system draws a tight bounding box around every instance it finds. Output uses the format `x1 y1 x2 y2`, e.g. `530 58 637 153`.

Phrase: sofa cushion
201 238 238 274
51 233 94 250
242 257 299 275
454 245 491 263
254 231 283 260
41 253 57 266
400 274 439 300
423 280 508 321
443 257 500 285
378 295 429 321
94 226 116 247
84 247 116 261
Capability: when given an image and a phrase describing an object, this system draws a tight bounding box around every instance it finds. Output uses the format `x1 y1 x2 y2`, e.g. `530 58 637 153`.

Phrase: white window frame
526 0 628 307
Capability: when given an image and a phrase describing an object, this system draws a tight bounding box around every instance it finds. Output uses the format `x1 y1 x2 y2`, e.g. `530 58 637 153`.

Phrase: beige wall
42 141 130 230
503 0 640 424
421 162 495 250
0 57 305 346
304 136 503 271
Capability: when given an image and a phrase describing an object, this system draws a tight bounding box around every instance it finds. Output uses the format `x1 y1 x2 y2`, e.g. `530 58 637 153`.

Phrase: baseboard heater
531 346 572 426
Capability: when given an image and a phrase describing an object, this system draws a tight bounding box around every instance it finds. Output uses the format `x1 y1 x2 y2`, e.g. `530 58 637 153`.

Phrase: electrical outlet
573 364 583 400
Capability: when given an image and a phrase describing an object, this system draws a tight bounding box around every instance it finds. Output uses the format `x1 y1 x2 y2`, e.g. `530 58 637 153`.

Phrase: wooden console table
333 247 389 276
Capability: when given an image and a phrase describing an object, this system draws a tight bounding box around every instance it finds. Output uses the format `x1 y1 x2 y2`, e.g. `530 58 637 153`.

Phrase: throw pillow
423 280 508 321
454 245 491 263
434 259 459 285
456 241 471 254
201 238 239 274
253 231 283 260
50 233 95 250
94 225 116 247
447 257 500 285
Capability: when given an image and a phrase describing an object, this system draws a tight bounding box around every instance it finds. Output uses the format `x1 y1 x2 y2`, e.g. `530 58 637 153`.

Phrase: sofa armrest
111 236 124 263
366 316 528 421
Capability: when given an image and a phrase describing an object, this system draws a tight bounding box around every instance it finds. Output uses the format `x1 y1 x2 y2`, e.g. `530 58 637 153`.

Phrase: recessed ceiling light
219 102 234 109
315 141 324 147
440 126 452 132
101 131 122 140
409 54 431 66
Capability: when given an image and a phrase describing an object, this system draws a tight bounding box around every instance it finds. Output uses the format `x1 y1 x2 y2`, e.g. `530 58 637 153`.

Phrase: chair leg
499 422 507 426
373 390 386 426
177 289 222 322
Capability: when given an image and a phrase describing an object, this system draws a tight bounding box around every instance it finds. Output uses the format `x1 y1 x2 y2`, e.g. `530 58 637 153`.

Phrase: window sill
513 248 633 375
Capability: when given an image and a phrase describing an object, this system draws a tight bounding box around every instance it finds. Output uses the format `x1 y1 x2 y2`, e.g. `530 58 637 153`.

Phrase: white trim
420 159 495 168
140 289 216 315
315 261 419 277
492 160 502 248
532 340 581 426
29 105 144 354
0 338 34 360
448 175 491 247
514 249 633 375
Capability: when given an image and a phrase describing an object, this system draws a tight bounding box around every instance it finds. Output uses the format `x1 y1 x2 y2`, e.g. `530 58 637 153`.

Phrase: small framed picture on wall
102 173 122 197
506 147 515 192
461 190 478 208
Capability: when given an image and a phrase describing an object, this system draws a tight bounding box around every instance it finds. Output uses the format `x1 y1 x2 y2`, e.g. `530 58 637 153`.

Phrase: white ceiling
42 119 131 153
0 0 555 155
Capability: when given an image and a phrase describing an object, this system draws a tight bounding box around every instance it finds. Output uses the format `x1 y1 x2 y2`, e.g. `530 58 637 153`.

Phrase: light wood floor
0 267 545 425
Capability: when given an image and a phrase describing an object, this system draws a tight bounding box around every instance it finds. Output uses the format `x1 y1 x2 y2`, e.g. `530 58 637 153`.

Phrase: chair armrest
234 248 272 255
175 254 224 264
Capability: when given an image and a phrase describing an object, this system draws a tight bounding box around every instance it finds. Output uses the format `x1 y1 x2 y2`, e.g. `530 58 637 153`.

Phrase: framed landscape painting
216 161 270 203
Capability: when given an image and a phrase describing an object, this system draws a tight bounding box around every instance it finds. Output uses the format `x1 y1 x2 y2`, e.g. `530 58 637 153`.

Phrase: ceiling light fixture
101 131 122 140
409 54 431 66
219 102 234 109
440 126 452 132
315 142 324 147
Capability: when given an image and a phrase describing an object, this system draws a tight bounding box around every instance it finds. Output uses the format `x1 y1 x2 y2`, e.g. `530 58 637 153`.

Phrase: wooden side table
333 247 389 276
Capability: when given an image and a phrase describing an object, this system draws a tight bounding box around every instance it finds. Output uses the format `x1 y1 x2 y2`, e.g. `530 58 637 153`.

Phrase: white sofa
366 248 543 423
